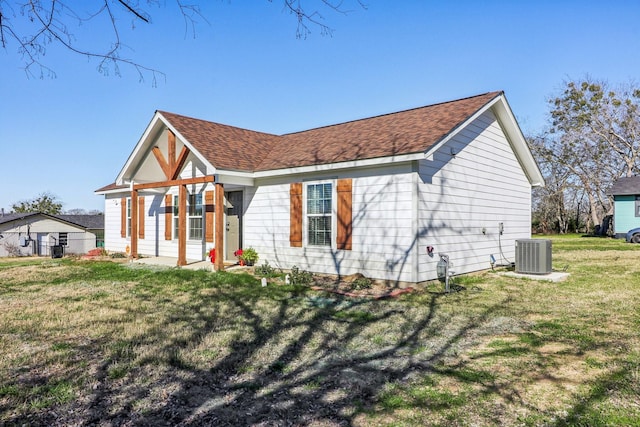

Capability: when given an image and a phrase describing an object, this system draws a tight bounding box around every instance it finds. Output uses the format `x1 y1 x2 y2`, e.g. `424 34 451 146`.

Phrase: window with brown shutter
290 183 303 247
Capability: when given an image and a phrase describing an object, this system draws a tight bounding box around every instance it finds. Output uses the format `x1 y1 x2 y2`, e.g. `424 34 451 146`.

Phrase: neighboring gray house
97 91 544 284
607 176 640 238
0 212 104 257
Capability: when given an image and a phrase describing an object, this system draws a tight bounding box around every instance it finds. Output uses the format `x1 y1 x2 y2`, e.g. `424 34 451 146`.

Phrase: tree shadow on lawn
79 275 516 426
1 268 627 426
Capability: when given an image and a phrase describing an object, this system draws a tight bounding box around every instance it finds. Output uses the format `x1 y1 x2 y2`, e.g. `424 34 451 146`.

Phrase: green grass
0 237 639 426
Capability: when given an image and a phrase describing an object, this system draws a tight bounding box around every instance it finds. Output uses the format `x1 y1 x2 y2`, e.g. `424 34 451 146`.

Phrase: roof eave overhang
94 186 128 195
253 152 424 178
423 93 545 188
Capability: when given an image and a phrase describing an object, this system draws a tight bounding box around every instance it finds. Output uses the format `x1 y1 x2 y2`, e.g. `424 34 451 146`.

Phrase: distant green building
607 176 640 238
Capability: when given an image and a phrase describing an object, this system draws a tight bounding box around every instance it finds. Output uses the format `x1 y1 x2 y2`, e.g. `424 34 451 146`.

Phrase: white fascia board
215 171 255 186
492 96 545 187
253 152 424 179
115 112 162 185
115 112 217 185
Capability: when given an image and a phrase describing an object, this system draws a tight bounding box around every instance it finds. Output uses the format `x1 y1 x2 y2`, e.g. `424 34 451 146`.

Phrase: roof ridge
280 91 503 137
157 110 280 138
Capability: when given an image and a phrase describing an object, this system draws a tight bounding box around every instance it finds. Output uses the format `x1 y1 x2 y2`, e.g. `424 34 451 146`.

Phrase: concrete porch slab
501 271 570 282
132 257 215 270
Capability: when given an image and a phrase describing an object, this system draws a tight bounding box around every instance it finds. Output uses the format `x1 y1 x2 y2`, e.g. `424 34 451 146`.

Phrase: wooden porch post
178 184 187 266
131 189 138 258
215 182 224 271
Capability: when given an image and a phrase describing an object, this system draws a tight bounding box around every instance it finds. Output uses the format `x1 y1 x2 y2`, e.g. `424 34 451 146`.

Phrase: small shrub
290 265 313 285
255 261 278 278
350 277 373 291
3 242 22 257
110 252 126 259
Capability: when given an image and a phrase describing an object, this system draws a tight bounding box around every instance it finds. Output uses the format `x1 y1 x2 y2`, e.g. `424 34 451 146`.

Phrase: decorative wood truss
128 130 224 270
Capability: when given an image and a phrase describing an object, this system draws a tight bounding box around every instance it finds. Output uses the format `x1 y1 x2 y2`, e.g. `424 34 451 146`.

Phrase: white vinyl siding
243 166 416 283
416 110 532 281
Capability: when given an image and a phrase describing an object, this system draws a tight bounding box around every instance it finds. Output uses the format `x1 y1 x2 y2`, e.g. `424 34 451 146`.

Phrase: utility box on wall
515 239 552 274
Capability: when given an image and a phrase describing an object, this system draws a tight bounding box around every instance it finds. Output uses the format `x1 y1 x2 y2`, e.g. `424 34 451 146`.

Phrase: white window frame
304 180 335 248
173 193 204 241
173 195 179 240
126 198 132 238
188 193 203 240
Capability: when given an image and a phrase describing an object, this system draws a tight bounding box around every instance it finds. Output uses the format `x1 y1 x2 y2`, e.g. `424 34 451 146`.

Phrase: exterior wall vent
515 239 552 274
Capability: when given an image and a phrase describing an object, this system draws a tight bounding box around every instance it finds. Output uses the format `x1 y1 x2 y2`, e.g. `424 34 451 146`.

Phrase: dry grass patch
1 239 640 426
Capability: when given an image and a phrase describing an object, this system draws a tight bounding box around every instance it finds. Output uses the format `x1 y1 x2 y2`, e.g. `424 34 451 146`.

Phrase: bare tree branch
0 0 365 81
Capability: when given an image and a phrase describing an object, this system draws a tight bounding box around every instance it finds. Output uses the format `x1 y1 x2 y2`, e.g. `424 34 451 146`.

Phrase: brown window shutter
336 179 353 250
205 190 214 243
138 197 145 239
290 183 303 247
120 197 126 238
164 195 172 240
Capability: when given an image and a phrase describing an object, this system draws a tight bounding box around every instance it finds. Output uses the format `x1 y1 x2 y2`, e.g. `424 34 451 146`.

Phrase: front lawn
1 237 639 426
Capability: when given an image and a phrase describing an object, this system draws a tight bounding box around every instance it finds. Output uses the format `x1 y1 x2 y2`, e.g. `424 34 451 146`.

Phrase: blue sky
1 0 639 212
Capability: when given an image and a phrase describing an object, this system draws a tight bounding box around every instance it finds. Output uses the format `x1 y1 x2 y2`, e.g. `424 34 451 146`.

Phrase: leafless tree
0 0 366 82
533 78 640 232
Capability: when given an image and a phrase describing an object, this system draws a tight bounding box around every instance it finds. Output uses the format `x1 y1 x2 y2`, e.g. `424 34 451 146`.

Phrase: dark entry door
225 191 243 260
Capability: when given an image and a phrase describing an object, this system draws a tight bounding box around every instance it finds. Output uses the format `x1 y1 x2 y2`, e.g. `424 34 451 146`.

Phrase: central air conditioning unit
515 239 552 274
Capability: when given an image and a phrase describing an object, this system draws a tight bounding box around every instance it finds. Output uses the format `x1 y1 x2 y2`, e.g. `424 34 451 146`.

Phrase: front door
225 191 243 260
37 233 49 256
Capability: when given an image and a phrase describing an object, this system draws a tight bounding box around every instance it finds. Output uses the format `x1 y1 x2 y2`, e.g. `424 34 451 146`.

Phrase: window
126 198 132 237
173 193 204 240
173 195 179 239
59 232 68 246
636 196 640 217
307 183 332 246
188 193 203 240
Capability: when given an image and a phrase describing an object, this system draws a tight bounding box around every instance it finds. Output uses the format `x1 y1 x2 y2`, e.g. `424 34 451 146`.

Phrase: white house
95 91 544 285
0 213 102 257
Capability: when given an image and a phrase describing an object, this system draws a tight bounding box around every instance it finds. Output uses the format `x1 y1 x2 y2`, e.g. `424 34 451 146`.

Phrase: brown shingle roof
158 111 281 172
260 91 502 171
95 183 128 192
161 91 502 173
96 91 503 191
